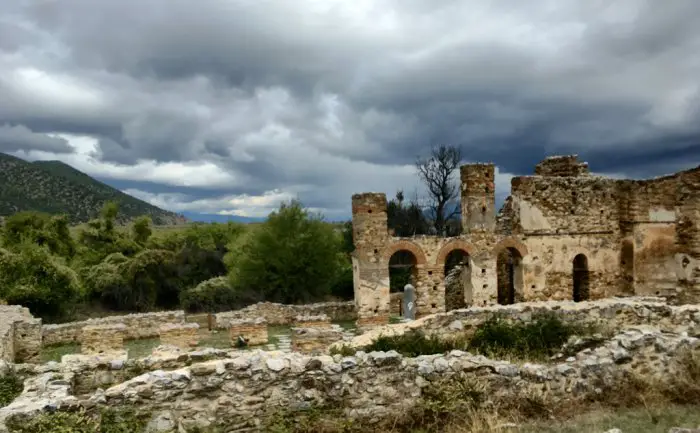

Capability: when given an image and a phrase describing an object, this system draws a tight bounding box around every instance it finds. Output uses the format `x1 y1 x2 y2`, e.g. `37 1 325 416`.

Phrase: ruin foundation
229 318 268 346
159 323 199 349
81 323 127 355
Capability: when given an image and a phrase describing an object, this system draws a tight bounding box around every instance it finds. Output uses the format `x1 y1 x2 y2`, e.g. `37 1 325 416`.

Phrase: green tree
0 243 81 321
75 202 141 267
1 211 76 257
228 200 343 304
130 216 152 245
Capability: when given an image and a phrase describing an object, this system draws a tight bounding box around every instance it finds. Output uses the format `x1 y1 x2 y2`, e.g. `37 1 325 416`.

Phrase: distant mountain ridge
0 152 187 225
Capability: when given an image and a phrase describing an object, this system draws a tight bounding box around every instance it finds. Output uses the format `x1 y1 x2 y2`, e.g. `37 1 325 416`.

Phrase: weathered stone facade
159 323 199 349
229 318 268 346
351 155 700 324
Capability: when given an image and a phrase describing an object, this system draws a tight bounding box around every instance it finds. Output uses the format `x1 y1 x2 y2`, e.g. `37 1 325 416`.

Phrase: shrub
468 312 591 360
180 276 245 313
6 408 148 433
0 373 23 407
354 330 469 357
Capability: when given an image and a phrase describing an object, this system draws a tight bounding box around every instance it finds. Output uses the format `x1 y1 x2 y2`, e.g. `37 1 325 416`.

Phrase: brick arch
493 237 528 258
435 239 476 265
569 248 594 266
382 240 428 265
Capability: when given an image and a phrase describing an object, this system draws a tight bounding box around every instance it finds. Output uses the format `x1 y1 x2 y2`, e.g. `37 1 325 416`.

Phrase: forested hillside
0 152 186 225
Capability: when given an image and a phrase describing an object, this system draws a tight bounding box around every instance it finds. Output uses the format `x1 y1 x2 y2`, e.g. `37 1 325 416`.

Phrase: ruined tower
460 163 496 233
350 193 391 328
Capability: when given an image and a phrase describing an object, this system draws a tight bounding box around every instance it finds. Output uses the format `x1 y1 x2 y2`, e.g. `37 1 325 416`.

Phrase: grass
0 373 23 407
331 312 591 361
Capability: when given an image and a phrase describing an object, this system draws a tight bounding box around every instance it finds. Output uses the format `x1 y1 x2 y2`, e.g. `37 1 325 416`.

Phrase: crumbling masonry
351 155 700 325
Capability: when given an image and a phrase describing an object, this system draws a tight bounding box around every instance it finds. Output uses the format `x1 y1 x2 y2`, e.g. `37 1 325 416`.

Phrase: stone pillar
81 323 127 355
159 323 199 349
460 163 496 234
415 265 445 318
229 318 268 346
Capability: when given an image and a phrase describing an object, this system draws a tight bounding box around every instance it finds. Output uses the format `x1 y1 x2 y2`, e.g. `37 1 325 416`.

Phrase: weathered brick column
159 323 199 349
81 323 127 354
229 318 268 346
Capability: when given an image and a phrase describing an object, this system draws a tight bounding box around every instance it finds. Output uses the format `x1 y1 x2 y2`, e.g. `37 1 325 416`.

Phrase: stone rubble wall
0 306 42 363
293 314 331 328
42 311 186 346
215 301 356 329
335 297 700 350
81 324 127 355
159 323 199 349
0 325 697 432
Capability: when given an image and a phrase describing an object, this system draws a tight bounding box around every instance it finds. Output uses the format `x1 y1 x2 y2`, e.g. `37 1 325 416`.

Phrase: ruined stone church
350 155 700 328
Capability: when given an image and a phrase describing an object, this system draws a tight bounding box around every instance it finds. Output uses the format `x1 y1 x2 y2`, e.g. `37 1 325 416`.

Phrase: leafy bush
1 212 76 258
468 312 591 360
0 244 81 321
180 276 250 313
337 330 469 357
0 373 23 407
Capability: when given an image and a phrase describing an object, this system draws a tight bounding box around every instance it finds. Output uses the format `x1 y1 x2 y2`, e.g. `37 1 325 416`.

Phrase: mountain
0 153 188 225
179 212 265 224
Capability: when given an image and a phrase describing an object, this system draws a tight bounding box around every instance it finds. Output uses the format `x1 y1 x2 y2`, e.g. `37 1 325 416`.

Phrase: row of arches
388 243 591 312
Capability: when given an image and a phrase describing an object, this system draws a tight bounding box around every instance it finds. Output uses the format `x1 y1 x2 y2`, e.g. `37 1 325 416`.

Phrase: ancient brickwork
0 305 42 363
42 311 186 346
159 323 199 349
351 155 700 316
81 324 126 355
229 318 268 346
214 301 356 329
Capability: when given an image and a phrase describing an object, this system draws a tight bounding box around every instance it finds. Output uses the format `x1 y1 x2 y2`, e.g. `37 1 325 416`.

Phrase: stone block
355 314 389 332
291 325 344 354
293 314 331 329
159 323 199 349
81 323 127 355
229 318 268 346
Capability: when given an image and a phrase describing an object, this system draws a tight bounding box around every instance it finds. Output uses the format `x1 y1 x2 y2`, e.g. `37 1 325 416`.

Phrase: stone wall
81 324 126 355
42 311 186 346
215 301 356 329
291 326 344 354
337 297 700 349
0 306 42 363
229 318 268 346
1 323 697 432
159 323 199 349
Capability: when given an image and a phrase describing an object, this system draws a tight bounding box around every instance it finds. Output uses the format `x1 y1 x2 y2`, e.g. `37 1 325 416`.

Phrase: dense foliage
0 152 185 225
0 199 353 322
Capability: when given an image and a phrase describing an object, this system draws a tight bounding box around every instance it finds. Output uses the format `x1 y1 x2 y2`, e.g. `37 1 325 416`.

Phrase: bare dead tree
416 145 462 236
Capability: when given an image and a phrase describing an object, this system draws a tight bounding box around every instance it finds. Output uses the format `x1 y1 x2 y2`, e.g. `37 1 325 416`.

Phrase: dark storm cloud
0 124 73 153
2 0 700 216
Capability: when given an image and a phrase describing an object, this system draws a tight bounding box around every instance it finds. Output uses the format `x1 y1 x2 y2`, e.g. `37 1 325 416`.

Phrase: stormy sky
1 0 699 220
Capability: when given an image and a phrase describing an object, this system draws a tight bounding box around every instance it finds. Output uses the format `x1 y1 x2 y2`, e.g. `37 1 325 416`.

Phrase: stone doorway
444 249 471 310
497 247 523 305
573 254 590 302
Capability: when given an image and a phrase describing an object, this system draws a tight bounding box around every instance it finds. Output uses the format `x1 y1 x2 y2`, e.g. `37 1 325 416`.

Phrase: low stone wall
0 306 42 363
215 301 356 328
1 326 697 432
293 314 331 328
336 297 700 349
229 318 268 346
81 324 126 355
159 323 199 349
42 311 186 346
291 325 344 354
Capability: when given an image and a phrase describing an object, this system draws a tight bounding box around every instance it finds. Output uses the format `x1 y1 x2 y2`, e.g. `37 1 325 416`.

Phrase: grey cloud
2 1 700 217
0 124 73 153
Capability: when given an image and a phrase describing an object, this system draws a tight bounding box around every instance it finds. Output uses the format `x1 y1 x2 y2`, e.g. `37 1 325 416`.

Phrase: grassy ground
516 405 700 433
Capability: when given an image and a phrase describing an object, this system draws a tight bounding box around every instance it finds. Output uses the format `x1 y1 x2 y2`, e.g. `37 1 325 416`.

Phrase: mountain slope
0 153 187 225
